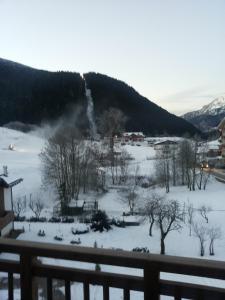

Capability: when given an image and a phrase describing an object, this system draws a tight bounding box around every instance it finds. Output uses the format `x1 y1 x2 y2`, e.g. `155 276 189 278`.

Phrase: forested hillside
0 58 200 136
84 73 200 135
0 58 85 124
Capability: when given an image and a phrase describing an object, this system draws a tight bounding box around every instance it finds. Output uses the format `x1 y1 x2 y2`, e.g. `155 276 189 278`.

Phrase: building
0 175 23 236
218 117 225 159
147 139 157 146
154 140 178 156
207 147 221 158
122 132 145 143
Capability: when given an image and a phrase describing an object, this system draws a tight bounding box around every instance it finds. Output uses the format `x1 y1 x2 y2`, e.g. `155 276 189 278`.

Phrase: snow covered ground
0 128 224 299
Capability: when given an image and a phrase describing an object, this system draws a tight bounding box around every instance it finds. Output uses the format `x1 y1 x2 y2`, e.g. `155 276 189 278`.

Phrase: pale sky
1 0 225 115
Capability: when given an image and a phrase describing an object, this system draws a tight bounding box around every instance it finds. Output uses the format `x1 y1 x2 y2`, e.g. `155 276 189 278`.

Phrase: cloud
164 86 211 103
160 86 225 115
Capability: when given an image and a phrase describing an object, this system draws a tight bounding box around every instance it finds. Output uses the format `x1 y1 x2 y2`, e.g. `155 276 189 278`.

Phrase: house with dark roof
154 140 179 156
122 132 145 143
0 175 23 236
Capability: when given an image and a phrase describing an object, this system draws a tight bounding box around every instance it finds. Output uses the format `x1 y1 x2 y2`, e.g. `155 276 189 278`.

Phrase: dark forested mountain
0 58 85 125
84 73 200 135
0 58 200 136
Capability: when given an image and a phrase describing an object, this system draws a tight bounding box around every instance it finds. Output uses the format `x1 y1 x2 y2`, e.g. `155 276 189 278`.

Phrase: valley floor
0 128 225 299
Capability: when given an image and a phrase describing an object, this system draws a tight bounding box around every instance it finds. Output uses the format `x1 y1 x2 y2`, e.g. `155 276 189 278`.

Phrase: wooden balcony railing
0 238 225 299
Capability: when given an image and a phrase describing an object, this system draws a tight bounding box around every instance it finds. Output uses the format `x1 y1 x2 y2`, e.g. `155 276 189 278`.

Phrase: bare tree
196 140 209 190
155 197 183 255
202 169 211 190
208 227 221 256
127 188 138 215
92 144 106 191
190 138 199 191
134 164 141 186
118 149 130 184
40 126 103 212
198 205 212 223
29 196 44 219
193 223 208 256
177 139 194 188
154 151 170 193
186 202 195 236
171 148 177 186
98 108 127 185
177 138 201 190
145 193 162 237
13 197 26 218
98 108 126 152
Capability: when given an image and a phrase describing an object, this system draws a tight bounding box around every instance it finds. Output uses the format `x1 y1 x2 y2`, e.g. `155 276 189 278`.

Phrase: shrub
14 216 26 222
28 217 47 222
95 263 101 271
61 217 74 223
28 217 39 222
91 210 111 232
39 217 47 222
132 247 150 253
48 217 61 223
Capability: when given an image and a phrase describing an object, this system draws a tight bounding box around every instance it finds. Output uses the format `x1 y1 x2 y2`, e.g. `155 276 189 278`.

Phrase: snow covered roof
0 176 23 188
123 132 145 137
154 140 178 146
207 139 220 150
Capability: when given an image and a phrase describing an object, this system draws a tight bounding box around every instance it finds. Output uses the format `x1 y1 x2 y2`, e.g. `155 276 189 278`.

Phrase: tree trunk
160 238 165 255
149 220 154 237
209 241 214 255
181 163 185 185
200 244 204 256
199 171 203 190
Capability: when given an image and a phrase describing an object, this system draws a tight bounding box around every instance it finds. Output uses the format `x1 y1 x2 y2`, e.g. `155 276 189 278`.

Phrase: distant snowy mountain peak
182 95 225 131
184 95 225 119
200 96 225 115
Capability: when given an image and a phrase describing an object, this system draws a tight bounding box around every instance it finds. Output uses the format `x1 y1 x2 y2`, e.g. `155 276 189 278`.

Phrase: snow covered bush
54 235 63 241
71 224 89 235
111 218 125 228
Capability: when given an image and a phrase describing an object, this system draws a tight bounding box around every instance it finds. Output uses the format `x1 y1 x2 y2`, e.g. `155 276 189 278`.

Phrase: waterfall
84 79 97 139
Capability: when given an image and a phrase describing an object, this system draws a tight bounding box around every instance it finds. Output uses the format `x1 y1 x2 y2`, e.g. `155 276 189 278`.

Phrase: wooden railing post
8 272 14 300
144 262 160 300
20 254 33 300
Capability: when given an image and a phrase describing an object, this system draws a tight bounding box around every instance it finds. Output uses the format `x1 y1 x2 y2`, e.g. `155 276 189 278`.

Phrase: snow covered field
0 128 225 299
